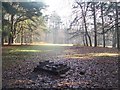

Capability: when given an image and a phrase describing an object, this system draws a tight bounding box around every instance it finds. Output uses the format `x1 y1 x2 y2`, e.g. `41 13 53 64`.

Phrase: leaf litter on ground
2 45 119 89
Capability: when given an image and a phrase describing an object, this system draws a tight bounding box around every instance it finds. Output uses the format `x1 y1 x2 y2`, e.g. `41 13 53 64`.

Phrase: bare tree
68 1 92 46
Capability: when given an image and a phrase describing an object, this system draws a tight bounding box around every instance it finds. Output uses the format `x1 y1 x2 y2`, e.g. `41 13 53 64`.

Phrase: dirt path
2 45 119 89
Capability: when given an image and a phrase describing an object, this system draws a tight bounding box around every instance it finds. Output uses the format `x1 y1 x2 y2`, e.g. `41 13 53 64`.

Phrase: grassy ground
2 45 119 89
2 45 64 69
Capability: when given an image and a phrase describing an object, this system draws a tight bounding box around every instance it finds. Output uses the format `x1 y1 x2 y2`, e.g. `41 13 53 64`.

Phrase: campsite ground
2 45 119 89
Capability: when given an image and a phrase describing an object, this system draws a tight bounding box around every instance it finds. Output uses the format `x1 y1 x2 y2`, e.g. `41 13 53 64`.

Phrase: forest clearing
2 45 119 89
1 1 120 89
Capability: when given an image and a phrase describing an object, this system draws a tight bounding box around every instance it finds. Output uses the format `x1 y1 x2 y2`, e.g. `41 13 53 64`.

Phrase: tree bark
8 34 14 45
2 36 4 46
21 28 24 45
8 14 14 45
101 3 105 47
93 3 97 47
115 2 120 49
83 11 92 46
83 34 86 46
77 2 92 46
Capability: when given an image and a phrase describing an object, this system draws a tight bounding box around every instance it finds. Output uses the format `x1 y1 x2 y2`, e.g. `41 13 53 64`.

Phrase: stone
79 71 85 75
33 60 70 75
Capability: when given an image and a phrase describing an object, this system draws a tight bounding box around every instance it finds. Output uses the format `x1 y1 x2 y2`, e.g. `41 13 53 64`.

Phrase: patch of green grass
2 45 64 69
3 45 62 54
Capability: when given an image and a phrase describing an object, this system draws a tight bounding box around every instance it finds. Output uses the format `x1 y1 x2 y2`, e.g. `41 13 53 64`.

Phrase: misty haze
1 0 119 89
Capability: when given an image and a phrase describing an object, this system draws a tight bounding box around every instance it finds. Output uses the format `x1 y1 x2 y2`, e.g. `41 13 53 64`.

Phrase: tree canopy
2 2 46 45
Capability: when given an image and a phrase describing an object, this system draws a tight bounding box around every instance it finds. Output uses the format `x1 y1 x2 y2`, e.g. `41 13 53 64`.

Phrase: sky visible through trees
1 0 120 49
1 0 120 89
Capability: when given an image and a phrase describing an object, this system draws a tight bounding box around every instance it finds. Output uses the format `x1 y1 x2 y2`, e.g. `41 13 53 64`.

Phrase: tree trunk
112 27 116 48
115 2 120 49
85 34 88 46
2 24 4 46
93 3 97 47
83 34 86 46
8 33 14 45
2 36 4 46
87 33 92 46
79 3 92 46
84 17 92 46
21 28 24 45
8 14 14 45
101 3 105 47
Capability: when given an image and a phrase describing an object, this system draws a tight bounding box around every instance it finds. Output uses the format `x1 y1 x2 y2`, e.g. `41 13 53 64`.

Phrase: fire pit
33 61 70 75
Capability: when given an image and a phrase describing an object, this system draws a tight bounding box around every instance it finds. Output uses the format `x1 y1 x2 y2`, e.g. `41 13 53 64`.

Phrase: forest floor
2 45 119 89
